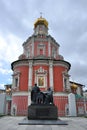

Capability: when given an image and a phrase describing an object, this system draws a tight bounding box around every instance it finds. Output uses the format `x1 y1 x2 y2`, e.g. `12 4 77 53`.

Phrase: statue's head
35 83 37 86
48 88 51 91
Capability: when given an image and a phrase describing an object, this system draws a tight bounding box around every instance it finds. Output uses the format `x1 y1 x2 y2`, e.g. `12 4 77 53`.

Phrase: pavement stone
0 116 87 130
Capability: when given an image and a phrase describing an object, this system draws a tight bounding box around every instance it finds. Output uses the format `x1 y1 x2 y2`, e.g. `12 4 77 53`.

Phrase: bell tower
34 16 48 35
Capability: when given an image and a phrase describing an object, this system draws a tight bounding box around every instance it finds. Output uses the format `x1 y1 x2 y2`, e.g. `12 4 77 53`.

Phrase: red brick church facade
11 16 71 116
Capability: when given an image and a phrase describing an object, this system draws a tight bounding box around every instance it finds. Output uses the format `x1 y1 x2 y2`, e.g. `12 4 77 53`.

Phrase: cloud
0 83 5 90
0 68 12 75
0 33 23 63
0 0 87 90
0 33 23 86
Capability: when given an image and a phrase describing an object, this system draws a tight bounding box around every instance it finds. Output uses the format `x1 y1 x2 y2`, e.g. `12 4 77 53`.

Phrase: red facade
11 17 71 116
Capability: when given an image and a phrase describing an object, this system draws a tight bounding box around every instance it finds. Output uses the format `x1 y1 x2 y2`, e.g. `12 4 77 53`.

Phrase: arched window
38 44 45 56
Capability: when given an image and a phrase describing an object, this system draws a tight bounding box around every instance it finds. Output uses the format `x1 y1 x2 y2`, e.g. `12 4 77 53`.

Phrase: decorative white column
28 61 33 91
48 38 51 57
49 61 54 90
32 37 34 57
28 61 33 106
68 93 77 116
28 91 31 106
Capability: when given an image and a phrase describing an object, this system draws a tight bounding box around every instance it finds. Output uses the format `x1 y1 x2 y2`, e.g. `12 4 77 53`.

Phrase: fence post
28 91 31 106
68 93 77 116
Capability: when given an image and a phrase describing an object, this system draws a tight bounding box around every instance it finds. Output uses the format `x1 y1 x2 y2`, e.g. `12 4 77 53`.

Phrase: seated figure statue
44 87 53 104
31 84 53 104
36 91 45 104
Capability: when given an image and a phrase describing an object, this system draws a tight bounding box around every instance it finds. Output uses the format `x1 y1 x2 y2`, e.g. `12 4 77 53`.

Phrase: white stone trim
48 38 51 57
54 63 68 68
32 38 34 57
12 71 20 90
62 71 70 91
33 62 49 66
35 67 47 89
53 61 70 71
28 91 31 105
13 61 29 69
53 92 68 96
49 61 54 90
12 91 29 96
28 62 33 90
68 93 77 116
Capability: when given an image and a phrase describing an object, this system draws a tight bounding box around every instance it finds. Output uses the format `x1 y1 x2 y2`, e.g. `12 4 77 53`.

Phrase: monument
27 84 58 120
19 84 68 125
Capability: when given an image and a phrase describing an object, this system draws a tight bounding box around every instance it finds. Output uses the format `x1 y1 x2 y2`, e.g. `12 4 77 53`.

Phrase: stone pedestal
28 104 58 120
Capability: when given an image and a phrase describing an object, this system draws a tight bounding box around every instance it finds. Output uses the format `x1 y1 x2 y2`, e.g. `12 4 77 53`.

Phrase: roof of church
34 16 48 28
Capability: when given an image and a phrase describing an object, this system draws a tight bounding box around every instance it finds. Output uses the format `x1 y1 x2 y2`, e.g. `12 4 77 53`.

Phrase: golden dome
71 83 78 89
34 17 48 28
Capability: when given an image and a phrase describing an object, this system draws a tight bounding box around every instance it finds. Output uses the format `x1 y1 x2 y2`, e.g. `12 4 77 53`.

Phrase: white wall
0 93 6 114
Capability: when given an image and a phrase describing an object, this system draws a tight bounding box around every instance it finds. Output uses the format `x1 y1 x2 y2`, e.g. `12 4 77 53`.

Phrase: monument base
27 104 58 120
19 118 68 125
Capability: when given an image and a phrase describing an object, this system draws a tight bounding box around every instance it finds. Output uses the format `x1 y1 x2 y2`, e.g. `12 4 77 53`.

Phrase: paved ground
0 116 87 130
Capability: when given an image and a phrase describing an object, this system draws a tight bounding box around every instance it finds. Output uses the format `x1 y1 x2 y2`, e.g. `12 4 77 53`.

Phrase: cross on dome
40 12 43 18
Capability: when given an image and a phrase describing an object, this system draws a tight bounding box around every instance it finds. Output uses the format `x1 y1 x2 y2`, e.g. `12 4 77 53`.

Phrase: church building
11 16 71 116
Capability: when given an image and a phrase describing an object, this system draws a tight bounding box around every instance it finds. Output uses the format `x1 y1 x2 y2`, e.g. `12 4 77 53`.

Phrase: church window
12 71 20 89
38 44 45 55
64 78 67 89
15 78 18 87
27 51 30 58
40 49 43 55
52 47 56 58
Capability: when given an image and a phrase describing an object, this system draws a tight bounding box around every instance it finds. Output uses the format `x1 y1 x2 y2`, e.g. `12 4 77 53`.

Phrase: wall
11 95 28 116
53 66 65 92
0 93 6 114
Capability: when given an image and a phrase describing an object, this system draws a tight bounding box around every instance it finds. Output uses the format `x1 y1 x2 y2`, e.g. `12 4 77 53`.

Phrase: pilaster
28 61 33 90
48 37 51 57
32 37 34 57
49 61 54 90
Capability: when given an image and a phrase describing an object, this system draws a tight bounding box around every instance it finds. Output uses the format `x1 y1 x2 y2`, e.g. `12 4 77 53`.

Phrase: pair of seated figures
31 84 53 104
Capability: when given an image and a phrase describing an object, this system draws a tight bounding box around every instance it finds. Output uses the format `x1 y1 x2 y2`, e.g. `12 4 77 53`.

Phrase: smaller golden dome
34 17 48 28
71 83 78 89
6 88 11 93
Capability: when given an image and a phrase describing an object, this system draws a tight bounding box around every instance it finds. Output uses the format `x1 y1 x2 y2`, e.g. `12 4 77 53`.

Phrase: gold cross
40 12 43 18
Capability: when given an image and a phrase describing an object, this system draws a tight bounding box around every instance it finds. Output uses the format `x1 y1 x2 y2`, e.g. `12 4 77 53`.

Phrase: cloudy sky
0 0 87 90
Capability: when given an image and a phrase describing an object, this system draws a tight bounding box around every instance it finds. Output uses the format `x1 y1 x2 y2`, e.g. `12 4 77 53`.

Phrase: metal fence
54 96 68 117
11 95 87 117
76 98 87 116
54 96 87 117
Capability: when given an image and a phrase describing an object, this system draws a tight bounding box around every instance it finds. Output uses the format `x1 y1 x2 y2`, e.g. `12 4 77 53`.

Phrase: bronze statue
31 84 53 104
44 88 53 104
31 83 40 104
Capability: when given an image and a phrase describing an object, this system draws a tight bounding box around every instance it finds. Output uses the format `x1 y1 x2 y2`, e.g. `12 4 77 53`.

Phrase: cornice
11 58 71 71
53 60 71 70
22 35 34 46
11 59 29 70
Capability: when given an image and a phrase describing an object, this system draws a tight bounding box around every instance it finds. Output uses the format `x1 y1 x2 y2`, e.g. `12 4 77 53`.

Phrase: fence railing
11 95 87 117
54 96 68 117
76 98 87 116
